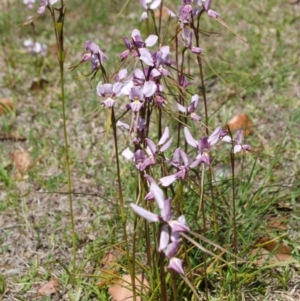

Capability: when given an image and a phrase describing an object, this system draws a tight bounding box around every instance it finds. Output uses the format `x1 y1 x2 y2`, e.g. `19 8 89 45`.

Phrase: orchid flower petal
122 148 134 160
158 127 170 145
159 174 177 187
179 150 189 168
143 81 157 97
168 257 184 275
145 35 158 47
161 197 172 222
149 0 161 9
144 174 156 184
160 138 172 152
150 183 165 210
145 138 157 155
208 126 222 146
184 127 198 148
158 224 169 252
130 204 159 222
165 241 180 258
235 130 244 145
139 48 154 66
177 103 187 113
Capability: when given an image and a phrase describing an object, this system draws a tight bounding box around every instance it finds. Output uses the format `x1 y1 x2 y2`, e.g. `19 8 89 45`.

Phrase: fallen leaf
251 236 293 267
10 150 31 178
37 279 59 296
276 201 293 211
0 99 14 115
0 133 26 142
30 78 49 92
109 274 150 301
227 113 253 137
267 216 288 231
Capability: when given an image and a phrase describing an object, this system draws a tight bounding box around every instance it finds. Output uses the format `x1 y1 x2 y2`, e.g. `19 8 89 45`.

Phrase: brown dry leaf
227 113 253 136
10 150 31 178
109 274 150 301
37 279 59 296
251 236 293 267
276 201 293 211
267 216 288 231
30 78 49 92
0 98 14 115
0 133 26 142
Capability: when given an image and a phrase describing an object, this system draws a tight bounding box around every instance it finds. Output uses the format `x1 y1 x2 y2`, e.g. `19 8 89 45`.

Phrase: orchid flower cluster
69 0 252 278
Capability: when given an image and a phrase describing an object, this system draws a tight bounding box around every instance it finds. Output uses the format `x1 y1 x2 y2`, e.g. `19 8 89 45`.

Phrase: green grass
0 0 299 300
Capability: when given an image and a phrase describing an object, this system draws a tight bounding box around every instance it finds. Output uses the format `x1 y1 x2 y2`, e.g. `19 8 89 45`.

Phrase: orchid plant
25 0 253 300
69 0 251 297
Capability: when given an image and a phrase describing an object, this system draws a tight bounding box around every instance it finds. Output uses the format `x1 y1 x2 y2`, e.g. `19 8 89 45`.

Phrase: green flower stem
111 107 136 301
50 4 77 275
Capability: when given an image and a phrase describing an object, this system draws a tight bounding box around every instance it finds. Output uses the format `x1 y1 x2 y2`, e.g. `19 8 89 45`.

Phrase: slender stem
230 148 237 300
59 59 77 274
198 164 209 300
52 4 77 275
192 17 209 135
111 107 136 301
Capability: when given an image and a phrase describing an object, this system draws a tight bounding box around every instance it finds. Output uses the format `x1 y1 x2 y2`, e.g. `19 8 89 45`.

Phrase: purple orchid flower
121 128 172 171
24 0 35 9
168 257 184 275
131 183 190 231
120 29 158 66
199 0 219 18
178 0 194 25
128 86 145 112
143 127 173 169
177 94 201 121
158 224 181 258
114 69 128 82
140 0 161 11
77 40 107 72
121 148 150 171
184 126 227 164
96 82 122 108
37 0 58 14
133 68 160 86
131 29 158 48
127 83 157 112
222 130 251 153
139 0 163 20
179 74 193 90
138 48 155 66
159 148 200 186
153 46 172 76
185 31 202 54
